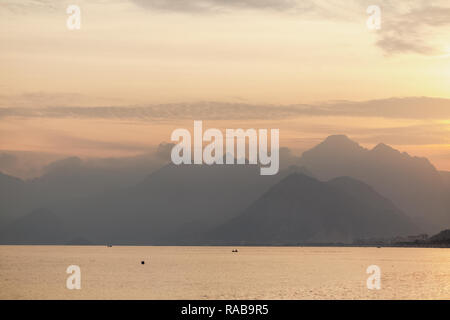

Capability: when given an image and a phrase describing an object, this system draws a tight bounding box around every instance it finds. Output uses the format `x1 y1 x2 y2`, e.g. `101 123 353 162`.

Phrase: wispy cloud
131 0 305 13
375 2 450 55
350 123 450 145
131 0 450 55
0 92 128 108
3 1 449 56
1 97 450 121
0 0 58 14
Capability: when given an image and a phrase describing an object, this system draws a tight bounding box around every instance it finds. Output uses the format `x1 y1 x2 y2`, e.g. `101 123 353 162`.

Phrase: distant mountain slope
49 164 312 244
0 150 171 222
2 135 448 245
0 172 27 223
428 229 450 244
440 171 450 191
299 135 449 232
0 146 302 223
0 208 68 244
206 173 418 244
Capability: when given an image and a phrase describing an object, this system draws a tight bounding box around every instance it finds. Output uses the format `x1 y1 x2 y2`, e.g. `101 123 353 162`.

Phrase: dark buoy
141 260 145 265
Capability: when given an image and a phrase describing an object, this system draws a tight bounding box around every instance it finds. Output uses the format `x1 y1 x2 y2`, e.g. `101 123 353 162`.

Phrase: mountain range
1 135 449 245
205 173 418 244
299 135 450 231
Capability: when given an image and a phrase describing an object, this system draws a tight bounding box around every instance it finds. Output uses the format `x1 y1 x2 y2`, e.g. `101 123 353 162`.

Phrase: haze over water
0 246 449 299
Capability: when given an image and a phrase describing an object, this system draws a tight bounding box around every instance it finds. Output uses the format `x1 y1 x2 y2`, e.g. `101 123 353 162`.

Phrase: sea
0 246 449 299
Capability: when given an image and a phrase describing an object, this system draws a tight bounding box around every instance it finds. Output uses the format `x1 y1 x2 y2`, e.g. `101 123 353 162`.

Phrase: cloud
0 92 127 108
350 123 450 145
0 101 304 120
1 97 450 121
40 130 151 153
318 97 450 120
131 0 304 13
131 0 450 56
4 1 448 56
0 0 59 14
374 2 450 55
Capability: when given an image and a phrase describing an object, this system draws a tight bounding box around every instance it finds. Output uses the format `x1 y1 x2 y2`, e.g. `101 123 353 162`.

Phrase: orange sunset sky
1 0 450 176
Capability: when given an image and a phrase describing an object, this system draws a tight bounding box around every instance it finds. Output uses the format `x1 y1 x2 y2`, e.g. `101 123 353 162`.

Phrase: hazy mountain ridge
1 135 449 244
0 147 172 222
0 208 67 244
428 229 450 244
55 164 311 244
299 135 450 232
205 173 418 244
0 172 27 224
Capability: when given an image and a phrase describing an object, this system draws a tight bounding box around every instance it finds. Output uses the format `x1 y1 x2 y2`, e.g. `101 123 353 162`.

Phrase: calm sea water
0 246 449 299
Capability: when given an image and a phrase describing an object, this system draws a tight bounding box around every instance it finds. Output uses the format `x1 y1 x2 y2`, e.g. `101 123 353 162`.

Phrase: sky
1 0 450 175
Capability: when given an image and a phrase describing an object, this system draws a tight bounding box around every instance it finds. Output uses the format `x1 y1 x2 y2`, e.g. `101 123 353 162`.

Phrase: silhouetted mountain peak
321 135 361 149
277 172 321 187
429 229 450 243
284 165 316 178
208 172 418 244
323 134 353 144
370 142 436 169
371 143 400 155
303 135 365 158
0 171 24 185
328 176 373 191
299 135 448 230
38 157 84 179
